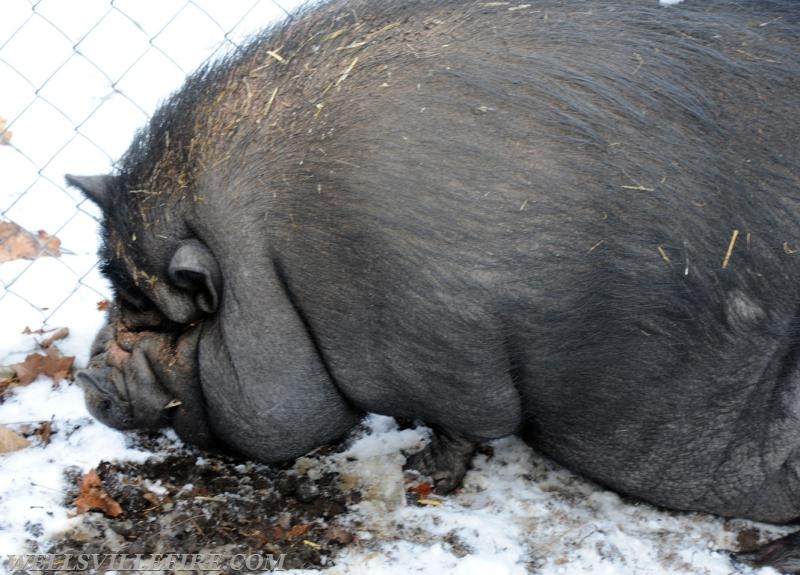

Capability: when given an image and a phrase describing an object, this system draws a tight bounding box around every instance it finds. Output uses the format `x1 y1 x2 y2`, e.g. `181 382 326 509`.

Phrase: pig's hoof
404 429 478 494
730 530 800 574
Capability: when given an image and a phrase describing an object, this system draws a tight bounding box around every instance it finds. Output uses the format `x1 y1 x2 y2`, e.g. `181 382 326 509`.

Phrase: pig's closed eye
120 306 168 331
114 282 156 313
118 290 153 313
114 290 169 331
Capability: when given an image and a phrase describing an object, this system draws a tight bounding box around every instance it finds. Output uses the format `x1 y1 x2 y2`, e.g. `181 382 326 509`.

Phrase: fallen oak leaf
22 326 50 335
44 347 74 383
0 365 15 383
74 469 123 517
254 525 286 547
142 491 162 509
36 419 53 446
407 482 434 498
286 524 312 539
11 347 74 386
39 327 69 349
324 525 354 545
11 354 45 386
0 222 38 262
269 526 286 540
0 425 31 453
37 230 61 256
0 369 15 397
0 221 61 263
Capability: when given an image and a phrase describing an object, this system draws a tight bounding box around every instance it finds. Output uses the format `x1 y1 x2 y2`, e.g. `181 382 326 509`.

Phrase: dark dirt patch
48 434 362 573
736 527 763 552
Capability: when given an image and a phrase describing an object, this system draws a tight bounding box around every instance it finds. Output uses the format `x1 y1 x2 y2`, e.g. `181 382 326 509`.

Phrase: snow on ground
294 414 794 575
0 1 793 574
0 379 152 556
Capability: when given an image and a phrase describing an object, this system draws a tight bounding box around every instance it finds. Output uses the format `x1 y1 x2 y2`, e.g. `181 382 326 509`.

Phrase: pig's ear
65 174 116 212
168 239 222 315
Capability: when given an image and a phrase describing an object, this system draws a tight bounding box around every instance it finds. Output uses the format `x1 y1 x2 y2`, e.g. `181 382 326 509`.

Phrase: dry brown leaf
11 347 75 385
0 374 14 397
36 420 53 446
22 326 64 336
0 425 31 453
74 469 123 517
286 524 312 539
0 365 15 382
325 525 354 545
40 327 69 349
37 230 61 254
0 221 61 263
8 355 39 386
408 482 434 498
142 491 162 509
269 526 286 540
0 116 11 144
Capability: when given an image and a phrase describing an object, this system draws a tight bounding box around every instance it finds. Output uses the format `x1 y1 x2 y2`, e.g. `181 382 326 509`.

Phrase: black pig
68 0 800 570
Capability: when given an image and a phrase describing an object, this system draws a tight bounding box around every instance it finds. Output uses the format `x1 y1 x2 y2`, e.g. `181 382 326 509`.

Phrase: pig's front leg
405 427 479 494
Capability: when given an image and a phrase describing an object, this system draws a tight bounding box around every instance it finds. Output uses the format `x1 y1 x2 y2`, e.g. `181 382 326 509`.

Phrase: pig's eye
111 285 168 331
120 306 166 330
112 279 156 316
117 287 154 313
101 258 157 311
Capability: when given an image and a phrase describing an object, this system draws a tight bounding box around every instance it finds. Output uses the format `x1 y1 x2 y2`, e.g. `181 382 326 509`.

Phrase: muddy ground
16 413 792 575
44 422 436 574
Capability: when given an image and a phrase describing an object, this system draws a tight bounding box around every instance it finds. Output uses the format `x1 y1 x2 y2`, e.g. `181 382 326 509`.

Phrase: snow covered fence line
0 0 297 367
6 552 288 573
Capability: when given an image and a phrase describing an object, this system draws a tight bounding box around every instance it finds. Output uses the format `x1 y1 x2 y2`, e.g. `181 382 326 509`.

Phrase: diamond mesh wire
0 0 294 350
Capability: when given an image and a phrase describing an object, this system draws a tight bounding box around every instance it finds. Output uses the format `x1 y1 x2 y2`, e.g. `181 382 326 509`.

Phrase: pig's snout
77 366 136 429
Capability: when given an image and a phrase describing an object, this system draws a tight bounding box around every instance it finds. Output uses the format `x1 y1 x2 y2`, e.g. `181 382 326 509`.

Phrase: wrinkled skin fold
79 307 215 448
69 0 800 572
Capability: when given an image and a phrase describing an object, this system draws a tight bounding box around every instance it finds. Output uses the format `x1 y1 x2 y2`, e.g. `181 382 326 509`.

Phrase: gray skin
70 0 800 570
79 307 215 449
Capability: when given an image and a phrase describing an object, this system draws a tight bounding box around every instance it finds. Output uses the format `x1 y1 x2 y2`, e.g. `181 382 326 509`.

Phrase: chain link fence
0 0 299 362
